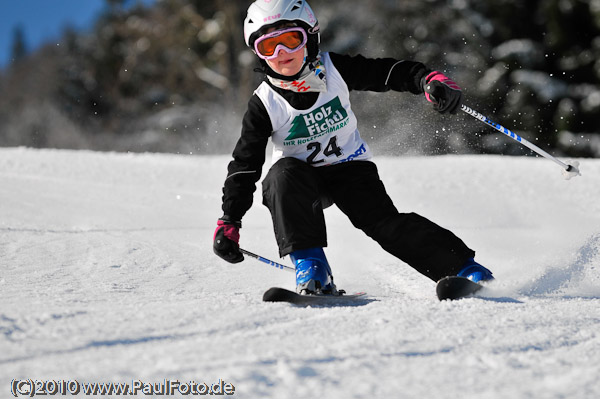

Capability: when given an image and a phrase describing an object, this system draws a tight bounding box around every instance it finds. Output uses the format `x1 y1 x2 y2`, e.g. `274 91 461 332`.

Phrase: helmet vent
291 1 303 11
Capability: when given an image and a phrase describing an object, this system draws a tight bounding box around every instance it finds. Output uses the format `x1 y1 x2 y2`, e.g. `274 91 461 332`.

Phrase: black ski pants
262 157 475 281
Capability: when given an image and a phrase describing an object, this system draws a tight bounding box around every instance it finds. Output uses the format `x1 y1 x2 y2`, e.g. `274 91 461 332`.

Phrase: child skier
213 0 493 295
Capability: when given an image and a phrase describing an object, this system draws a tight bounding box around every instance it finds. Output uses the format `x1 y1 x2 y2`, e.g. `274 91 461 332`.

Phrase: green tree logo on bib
285 97 349 141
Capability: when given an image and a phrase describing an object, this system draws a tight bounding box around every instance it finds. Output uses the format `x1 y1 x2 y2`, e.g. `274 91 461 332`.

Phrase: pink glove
424 71 462 114
214 220 240 243
213 218 243 263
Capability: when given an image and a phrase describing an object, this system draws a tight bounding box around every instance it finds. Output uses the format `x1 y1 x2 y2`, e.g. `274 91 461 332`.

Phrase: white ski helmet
244 0 320 61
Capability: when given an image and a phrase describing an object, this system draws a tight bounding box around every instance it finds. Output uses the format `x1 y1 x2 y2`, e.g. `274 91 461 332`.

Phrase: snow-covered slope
1 148 599 398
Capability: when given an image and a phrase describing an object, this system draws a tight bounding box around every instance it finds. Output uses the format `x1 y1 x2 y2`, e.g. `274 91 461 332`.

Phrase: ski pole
460 104 581 179
240 248 295 273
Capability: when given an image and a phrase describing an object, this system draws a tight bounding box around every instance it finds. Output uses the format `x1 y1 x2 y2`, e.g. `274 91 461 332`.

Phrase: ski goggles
254 27 307 60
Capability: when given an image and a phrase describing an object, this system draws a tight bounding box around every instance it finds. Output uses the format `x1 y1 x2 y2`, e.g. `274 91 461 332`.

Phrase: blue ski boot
457 258 494 283
290 247 338 295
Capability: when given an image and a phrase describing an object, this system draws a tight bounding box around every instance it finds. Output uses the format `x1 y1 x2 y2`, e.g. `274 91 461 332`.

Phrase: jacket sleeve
221 94 272 221
328 52 430 94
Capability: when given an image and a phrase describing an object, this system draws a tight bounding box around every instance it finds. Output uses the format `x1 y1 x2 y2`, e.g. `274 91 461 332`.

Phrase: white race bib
255 52 372 166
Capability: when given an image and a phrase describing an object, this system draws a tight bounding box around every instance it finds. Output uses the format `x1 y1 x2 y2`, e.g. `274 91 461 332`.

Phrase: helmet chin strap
262 48 311 81
265 50 327 93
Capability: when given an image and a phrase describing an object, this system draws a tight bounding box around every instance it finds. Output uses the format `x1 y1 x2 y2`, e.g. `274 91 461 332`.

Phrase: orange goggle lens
254 28 307 59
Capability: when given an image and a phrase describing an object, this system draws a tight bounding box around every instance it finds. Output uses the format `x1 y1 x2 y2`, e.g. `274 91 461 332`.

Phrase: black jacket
221 52 430 222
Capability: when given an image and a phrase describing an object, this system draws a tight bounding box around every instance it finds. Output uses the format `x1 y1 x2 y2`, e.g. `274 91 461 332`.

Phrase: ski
263 287 367 306
436 276 484 301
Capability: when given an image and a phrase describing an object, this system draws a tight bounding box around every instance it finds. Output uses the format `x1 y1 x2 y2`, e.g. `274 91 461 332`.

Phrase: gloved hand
423 71 462 114
213 217 243 263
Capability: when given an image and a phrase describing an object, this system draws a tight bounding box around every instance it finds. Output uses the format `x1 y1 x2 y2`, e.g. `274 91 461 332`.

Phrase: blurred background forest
1 0 599 157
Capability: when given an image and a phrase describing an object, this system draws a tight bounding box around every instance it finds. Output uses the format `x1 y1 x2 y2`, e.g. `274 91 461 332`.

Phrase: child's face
263 26 306 77
265 46 306 76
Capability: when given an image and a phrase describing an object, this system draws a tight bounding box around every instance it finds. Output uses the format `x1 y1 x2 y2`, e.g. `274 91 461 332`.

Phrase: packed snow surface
2 147 600 398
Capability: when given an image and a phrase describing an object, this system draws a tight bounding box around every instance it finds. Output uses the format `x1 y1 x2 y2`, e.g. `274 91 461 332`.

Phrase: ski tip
263 287 370 306
263 287 293 302
436 276 484 301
